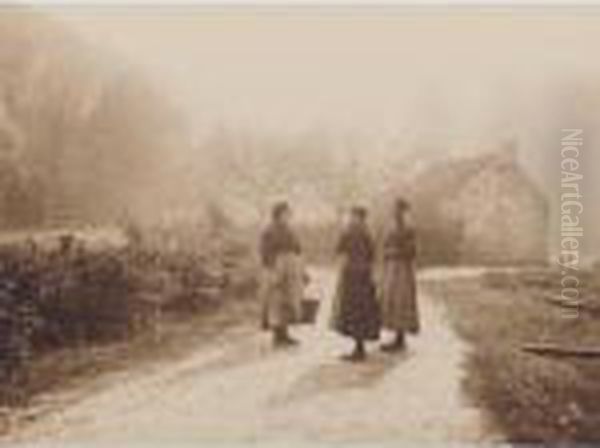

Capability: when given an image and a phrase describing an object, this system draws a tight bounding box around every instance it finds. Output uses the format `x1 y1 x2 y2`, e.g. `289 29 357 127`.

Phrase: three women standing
258 198 419 359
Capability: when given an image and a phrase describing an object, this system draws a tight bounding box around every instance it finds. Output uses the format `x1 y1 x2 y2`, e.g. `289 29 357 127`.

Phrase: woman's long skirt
380 259 419 333
260 253 304 330
330 265 380 341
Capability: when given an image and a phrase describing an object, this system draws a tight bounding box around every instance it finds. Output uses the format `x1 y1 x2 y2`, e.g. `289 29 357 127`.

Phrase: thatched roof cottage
410 143 549 265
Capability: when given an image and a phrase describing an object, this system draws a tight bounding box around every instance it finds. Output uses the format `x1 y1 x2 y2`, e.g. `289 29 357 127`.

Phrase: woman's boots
381 331 406 353
273 326 299 347
342 339 367 362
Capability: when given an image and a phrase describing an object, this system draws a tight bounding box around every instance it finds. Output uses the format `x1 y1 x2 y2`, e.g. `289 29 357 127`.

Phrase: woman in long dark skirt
330 206 380 362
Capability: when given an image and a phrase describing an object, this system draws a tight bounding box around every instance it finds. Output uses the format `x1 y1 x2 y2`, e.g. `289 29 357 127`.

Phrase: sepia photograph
0 1 598 445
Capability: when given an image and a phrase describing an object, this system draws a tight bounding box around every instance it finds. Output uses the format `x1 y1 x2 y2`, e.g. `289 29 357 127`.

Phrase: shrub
0 231 255 391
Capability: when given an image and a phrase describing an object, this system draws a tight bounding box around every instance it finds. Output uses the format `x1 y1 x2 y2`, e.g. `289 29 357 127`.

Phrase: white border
3 0 600 7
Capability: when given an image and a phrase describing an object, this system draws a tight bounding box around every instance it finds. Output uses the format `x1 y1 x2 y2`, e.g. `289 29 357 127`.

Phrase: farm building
410 142 549 265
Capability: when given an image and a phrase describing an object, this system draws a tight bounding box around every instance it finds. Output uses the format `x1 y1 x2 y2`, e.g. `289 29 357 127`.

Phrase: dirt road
6 267 498 444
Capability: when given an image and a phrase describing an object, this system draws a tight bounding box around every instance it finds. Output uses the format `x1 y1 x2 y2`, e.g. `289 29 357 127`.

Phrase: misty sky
51 8 600 135
45 6 600 252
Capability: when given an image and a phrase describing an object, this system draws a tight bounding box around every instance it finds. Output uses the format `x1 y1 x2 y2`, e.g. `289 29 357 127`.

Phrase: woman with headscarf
259 201 304 347
379 198 419 352
330 206 380 362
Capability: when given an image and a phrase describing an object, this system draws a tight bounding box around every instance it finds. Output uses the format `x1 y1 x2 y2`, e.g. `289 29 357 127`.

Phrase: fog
1 7 598 254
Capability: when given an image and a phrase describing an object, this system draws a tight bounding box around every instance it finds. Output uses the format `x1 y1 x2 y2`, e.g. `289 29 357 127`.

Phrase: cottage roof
411 147 547 217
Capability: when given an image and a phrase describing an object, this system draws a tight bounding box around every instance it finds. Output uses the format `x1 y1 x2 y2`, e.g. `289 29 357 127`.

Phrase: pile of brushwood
0 230 257 407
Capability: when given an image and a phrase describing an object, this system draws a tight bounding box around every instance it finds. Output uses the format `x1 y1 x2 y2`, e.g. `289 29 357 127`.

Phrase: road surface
5 267 498 444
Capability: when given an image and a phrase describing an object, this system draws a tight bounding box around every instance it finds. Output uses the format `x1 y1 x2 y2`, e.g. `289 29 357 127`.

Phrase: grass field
424 267 600 443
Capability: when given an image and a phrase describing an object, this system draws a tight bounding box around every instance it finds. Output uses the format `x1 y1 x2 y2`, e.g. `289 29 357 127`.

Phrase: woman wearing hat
259 201 304 347
379 198 419 352
330 206 381 361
